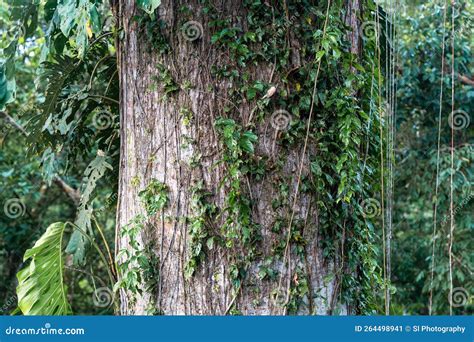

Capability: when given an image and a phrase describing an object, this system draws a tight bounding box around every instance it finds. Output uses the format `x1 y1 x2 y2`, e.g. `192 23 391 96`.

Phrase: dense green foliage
0 0 472 316
392 2 473 315
1 0 118 314
198 0 389 314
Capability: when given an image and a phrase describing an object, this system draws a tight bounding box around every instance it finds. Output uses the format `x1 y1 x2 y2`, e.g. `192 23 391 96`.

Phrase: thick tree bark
117 0 361 315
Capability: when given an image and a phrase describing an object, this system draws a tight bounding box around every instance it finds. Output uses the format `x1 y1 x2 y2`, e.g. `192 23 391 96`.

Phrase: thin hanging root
375 5 387 315
429 0 448 316
384 0 398 315
448 0 456 316
274 0 331 314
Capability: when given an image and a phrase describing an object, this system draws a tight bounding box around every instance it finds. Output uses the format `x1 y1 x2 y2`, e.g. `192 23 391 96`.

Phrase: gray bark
116 0 360 315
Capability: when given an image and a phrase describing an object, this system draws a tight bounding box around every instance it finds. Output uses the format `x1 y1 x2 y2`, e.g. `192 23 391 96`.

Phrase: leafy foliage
115 179 168 303
1 0 118 314
0 0 471 316
137 0 161 16
114 215 146 297
34 55 79 135
66 151 113 264
392 1 473 315
184 181 217 279
138 179 169 217
0 63 14 109
16 222 71 315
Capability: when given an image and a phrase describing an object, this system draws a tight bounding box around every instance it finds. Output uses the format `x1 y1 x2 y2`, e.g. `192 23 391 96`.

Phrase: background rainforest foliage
0 0 472 315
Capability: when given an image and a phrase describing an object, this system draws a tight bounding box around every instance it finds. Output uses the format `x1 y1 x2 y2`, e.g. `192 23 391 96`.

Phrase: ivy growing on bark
6 0 466 316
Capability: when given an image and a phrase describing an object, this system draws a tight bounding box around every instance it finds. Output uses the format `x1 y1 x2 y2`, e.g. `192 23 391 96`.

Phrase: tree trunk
116 0 362 315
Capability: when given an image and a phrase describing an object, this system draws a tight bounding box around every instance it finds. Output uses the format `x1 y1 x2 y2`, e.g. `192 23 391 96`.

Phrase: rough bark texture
117 0 360 315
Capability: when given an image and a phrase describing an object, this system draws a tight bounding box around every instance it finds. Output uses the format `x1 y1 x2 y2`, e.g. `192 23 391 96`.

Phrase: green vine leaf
16 222 72 315
0 63 15 110
240 131 257 154
138 179 169 216
137 0 161 15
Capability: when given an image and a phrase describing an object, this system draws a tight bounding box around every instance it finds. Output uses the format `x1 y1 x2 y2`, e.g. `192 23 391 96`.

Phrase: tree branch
0 111 28 136
1 110 81 205
53 176 81 205
458 74 474 86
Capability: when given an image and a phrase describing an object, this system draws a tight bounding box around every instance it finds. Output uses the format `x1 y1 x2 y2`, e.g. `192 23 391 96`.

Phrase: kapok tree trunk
116 0 363 315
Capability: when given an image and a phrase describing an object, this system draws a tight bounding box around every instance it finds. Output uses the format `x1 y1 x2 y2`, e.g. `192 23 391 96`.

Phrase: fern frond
26 55 82 149
41 56 79 119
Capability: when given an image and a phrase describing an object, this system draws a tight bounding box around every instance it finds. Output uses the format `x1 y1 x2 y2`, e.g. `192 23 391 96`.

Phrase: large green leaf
16 222 71 315
57 0 76 37
65 152 113 264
